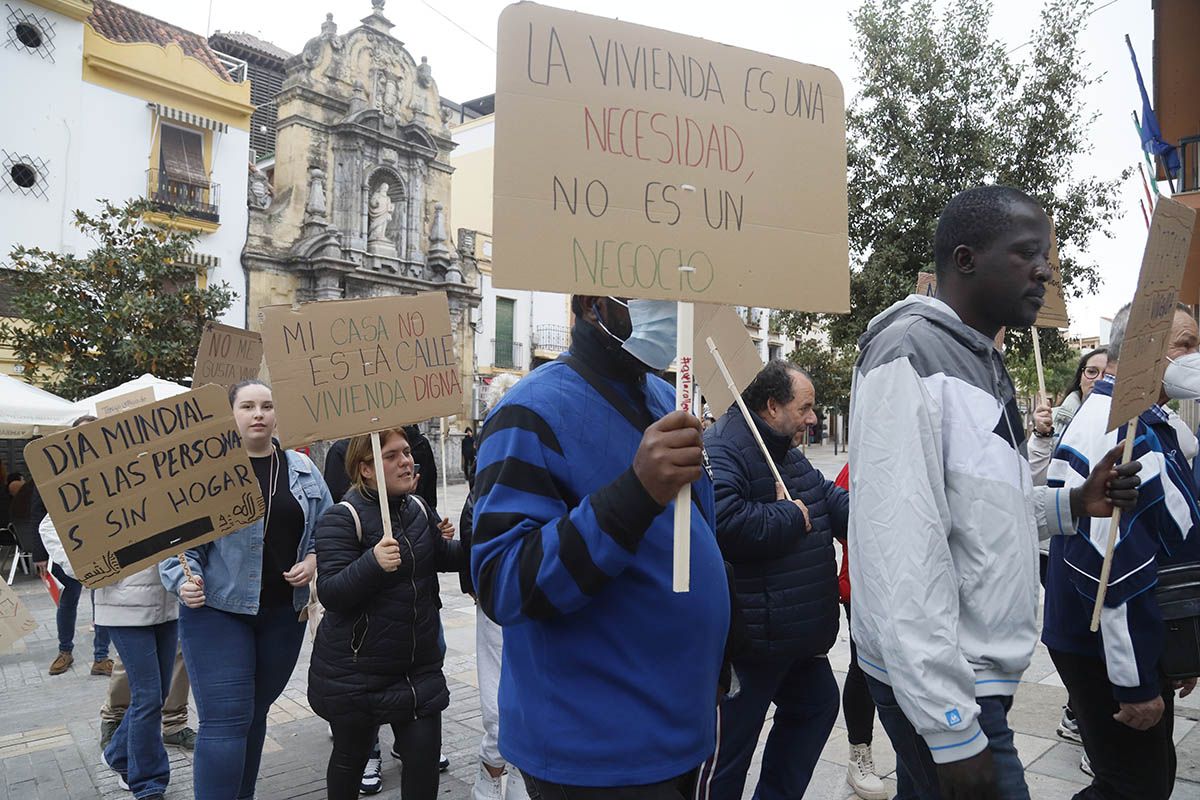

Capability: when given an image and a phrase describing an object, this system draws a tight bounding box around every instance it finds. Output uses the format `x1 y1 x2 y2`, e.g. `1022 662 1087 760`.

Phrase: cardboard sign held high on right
693 304 763 418
1107 197 1197 431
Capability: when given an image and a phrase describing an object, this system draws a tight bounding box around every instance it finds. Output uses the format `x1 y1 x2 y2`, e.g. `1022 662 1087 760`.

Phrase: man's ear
952 244 975 276
577 296 604 324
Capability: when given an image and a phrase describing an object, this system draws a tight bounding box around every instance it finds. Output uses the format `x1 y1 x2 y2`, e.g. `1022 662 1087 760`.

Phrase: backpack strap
338 500 363 544
408 494 432 526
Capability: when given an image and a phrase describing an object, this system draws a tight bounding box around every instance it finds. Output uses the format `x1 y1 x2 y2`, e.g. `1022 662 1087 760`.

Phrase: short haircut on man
742 360 807 414
933 186 1040 276
1109 302 1193 362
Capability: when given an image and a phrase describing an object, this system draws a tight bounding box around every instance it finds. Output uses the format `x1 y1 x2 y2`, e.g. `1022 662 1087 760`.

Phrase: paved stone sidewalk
3 448 1199 799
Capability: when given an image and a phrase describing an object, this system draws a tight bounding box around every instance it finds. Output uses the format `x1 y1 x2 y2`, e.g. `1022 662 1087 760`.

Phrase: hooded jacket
705 404 847 660
848 295 1076 764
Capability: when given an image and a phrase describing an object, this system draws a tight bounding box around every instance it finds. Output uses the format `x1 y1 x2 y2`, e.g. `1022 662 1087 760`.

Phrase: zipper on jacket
400 524 420 718
351 612 369 663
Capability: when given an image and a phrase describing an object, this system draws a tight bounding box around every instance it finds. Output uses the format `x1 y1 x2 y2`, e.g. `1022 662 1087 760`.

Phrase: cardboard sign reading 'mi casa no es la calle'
24 384 265 589
260 291 463 449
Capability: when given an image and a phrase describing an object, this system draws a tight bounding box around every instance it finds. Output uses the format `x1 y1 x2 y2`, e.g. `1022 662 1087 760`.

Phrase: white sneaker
360 754 382 795
846 743 889 800
1057 706 1083 744
472 764 504 800
101 753 129 791
506 766 531 800
1080 751 1094 777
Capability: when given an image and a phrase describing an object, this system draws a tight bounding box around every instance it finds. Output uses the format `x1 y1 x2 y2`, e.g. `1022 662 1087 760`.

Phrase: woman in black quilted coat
309 427 464 800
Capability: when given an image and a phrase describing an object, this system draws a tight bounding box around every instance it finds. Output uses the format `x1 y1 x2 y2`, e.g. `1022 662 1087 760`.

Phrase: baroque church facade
242 0 479 423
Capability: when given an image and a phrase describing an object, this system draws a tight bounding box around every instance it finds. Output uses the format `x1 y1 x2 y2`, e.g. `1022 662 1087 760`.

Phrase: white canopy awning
0 374 79 438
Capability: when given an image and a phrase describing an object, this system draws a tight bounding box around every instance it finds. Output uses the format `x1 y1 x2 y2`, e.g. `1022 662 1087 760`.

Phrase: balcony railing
148 168 220 223
532 324 570 354
1181 135 1200 194
491 339 525 370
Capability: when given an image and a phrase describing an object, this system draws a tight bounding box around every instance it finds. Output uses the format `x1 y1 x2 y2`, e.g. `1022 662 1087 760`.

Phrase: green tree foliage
779 0 1128 387
1006 340 1082 402
788 337 857 415
0 199 234 400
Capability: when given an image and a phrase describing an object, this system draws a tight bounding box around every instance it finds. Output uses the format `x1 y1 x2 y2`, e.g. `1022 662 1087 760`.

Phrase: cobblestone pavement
3 446 1199 799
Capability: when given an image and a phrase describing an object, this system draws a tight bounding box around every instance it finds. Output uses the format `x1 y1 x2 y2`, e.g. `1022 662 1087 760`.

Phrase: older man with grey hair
1044 302 1200 800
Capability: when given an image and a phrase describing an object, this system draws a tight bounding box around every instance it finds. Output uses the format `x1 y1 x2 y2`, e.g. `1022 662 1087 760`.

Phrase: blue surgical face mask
595 298 679 371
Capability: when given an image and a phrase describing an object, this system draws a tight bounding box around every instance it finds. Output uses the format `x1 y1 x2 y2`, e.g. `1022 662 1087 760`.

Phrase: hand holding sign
633 410 703 507
180 576 206 608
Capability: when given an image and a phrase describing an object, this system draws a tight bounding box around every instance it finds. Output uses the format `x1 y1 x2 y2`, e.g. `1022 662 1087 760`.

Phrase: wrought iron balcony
147 168 220 223
491 339 525 370
532 324 570 354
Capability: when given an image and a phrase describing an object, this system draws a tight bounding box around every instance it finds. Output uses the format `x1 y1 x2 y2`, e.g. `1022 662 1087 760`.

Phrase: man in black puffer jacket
698 360 848 800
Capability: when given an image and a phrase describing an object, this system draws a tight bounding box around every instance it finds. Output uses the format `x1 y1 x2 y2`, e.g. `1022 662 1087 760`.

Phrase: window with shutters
148 124 220 223
493 297 516 369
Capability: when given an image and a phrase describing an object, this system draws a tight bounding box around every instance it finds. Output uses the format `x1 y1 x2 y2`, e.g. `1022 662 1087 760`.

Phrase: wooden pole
371 431 396 543
1090 426 1138 632
1030 327 1048 404
707 337 799 503
673 301 695 593
439 416 449 507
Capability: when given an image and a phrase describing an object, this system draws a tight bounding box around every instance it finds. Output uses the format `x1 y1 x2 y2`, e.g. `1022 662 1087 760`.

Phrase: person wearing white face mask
1044 302 1200 800
469 295 734 798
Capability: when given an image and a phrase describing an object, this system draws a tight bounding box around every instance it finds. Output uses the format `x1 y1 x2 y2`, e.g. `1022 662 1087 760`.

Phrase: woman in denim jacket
160 380 333 800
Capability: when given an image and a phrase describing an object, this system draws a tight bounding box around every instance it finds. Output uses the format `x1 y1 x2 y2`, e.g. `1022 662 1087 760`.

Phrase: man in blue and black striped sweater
471 296 730 798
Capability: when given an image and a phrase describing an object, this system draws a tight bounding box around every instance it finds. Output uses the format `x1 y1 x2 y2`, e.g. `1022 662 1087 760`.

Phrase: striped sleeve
469 403 664 625
1054 410 1171 702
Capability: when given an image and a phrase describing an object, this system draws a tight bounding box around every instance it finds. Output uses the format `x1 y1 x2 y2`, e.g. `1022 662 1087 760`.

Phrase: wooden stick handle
371 431 395 542
706 337 798 504
1031 327 1048 403
673 302 695 593
1090 425 1138 632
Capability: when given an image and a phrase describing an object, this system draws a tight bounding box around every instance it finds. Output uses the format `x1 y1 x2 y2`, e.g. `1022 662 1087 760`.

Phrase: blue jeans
104 622 178 799
701 655 839 800
180 603 306 800
865 675 1029 800
52 563 110 661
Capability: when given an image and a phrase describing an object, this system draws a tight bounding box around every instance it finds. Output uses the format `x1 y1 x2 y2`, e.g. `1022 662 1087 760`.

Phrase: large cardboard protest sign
1107 197 1197 431
0 579 37 653
24 384 264 589
693 304 762 417
492 3 848 311
261 292 462 448
193 322 263 390
1037 220 1070 329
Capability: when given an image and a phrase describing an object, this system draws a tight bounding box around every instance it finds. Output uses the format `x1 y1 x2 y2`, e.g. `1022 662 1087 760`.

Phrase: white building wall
0 2 86 258
0 2 248 324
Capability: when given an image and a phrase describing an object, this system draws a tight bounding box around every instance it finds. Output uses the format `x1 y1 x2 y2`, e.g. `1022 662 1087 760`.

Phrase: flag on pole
1133 113 1162 197
1126 34 1180 178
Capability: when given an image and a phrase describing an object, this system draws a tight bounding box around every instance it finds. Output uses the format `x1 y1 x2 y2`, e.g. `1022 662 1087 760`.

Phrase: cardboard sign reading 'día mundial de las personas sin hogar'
24 384 264 588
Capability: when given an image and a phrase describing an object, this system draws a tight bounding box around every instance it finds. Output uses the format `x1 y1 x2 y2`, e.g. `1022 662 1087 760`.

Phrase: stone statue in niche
305 167 327 217
368 184 394 244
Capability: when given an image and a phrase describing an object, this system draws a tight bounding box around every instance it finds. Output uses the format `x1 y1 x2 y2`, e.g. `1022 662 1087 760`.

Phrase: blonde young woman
309 427 464 800
160 380 333 800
